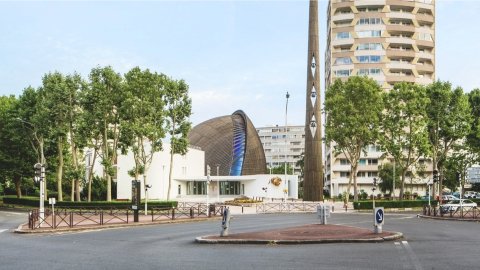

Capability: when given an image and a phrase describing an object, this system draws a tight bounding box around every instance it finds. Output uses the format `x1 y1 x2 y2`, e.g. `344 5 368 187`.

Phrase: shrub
353 200 438 210
2 196 177 209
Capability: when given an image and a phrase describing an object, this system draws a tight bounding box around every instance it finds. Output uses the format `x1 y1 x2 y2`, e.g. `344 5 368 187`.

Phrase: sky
1 0 479 128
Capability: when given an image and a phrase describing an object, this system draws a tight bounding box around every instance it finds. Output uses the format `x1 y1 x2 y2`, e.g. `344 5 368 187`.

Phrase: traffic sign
374 207 384 226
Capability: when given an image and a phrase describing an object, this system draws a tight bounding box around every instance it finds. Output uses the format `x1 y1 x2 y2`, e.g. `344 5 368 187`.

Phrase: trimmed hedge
354 200 438 210
2 196 177 209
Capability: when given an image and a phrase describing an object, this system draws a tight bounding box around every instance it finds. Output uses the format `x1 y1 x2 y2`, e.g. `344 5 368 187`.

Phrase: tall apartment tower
325 0 435 197
325 0 435 89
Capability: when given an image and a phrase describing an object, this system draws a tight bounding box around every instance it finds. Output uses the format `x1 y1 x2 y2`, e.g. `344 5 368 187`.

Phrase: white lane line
394 241 411 269
402 241 424 270
0 211 24 215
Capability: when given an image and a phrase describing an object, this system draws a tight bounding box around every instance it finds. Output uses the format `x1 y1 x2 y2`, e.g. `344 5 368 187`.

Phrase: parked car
441 195 459 201
464 191 478 199
440 199 477 213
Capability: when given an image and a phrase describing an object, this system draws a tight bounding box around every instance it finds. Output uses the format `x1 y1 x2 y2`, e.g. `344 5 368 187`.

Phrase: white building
92 143 298 202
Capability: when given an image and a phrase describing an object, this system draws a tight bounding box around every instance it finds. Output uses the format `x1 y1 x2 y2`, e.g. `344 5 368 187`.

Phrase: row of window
357 43 383 50
336 31 432 41
339 171 378 177
335 55 382 65
339 158 379 165
334 69 382 76
186 181 243 195
358 68 382 75
336 30 382 40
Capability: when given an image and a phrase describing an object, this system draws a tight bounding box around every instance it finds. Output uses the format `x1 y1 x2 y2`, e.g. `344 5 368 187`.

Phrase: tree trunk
71 178 75 202
167 142 175 201
400 169 407 200
14 175 22 198
353 164 358 201
106 174 112 202
167 119 176 201
57 138 64 201
87 149 97 202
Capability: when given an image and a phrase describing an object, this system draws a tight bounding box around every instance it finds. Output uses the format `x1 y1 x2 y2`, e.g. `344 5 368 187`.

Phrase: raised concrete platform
196 224 403 244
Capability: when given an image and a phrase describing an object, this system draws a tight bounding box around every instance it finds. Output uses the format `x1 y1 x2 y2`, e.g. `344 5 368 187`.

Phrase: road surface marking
0 211 24 215
402 241 424 270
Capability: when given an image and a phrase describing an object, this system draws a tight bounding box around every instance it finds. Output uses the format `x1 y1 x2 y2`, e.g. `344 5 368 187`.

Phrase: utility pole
284 91 289 202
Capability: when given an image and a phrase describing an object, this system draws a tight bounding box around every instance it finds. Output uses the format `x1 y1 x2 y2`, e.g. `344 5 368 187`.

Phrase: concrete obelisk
303 0 323 201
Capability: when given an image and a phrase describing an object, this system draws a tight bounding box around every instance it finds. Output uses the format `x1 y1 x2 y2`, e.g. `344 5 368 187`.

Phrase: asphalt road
1 210 479 270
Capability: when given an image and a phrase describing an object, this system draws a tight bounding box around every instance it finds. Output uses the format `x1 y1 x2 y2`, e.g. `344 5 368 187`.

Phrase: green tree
83 66 124 201
122 67 167 208
380 82 430 199
426 81 472 199
269 163 294 175
63 73 86 201
165 78 192 200
41 72 72 201
0 95 36 197
16 86 51 198
325 76 383 202
377 163 401 195
467 89 480 155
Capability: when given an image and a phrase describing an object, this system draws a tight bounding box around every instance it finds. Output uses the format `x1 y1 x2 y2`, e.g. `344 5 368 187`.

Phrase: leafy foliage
325 76 383 201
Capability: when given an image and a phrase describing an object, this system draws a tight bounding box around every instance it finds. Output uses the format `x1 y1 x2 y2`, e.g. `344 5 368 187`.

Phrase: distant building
467 166 480 183
256 125 305 175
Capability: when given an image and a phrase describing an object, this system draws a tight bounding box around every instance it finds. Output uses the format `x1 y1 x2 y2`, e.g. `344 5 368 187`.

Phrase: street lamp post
284 92 290 202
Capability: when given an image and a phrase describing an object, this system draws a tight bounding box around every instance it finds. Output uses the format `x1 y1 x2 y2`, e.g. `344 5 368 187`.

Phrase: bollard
220 208 231 237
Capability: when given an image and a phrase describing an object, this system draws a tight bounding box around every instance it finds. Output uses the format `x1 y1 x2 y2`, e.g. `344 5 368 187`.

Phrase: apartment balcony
416 63 434 73
416 14 434 24
354 0 386 7
417 51 434 60
386 37 414 45
332 1 354 9
332 51 354 58
387 74 416 83
386 49 415 58
357 165 379 171
387 62 414 70
416 40 434 48
332 13 354 22
386 24 415 33
332 38 355 47
385 0 415 8
387 12 415 20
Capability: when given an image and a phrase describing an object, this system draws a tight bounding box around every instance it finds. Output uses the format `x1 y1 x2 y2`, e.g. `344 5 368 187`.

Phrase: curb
15 216 221 234
194 232 403 245
417 214 480 222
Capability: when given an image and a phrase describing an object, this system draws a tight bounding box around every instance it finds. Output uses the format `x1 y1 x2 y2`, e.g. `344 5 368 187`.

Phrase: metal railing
27 203 225 230
422 205 480 219
256 202 322 213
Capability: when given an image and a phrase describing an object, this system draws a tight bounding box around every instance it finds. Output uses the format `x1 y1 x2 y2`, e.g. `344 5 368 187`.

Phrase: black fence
422 205 480 219
28 203 226 230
